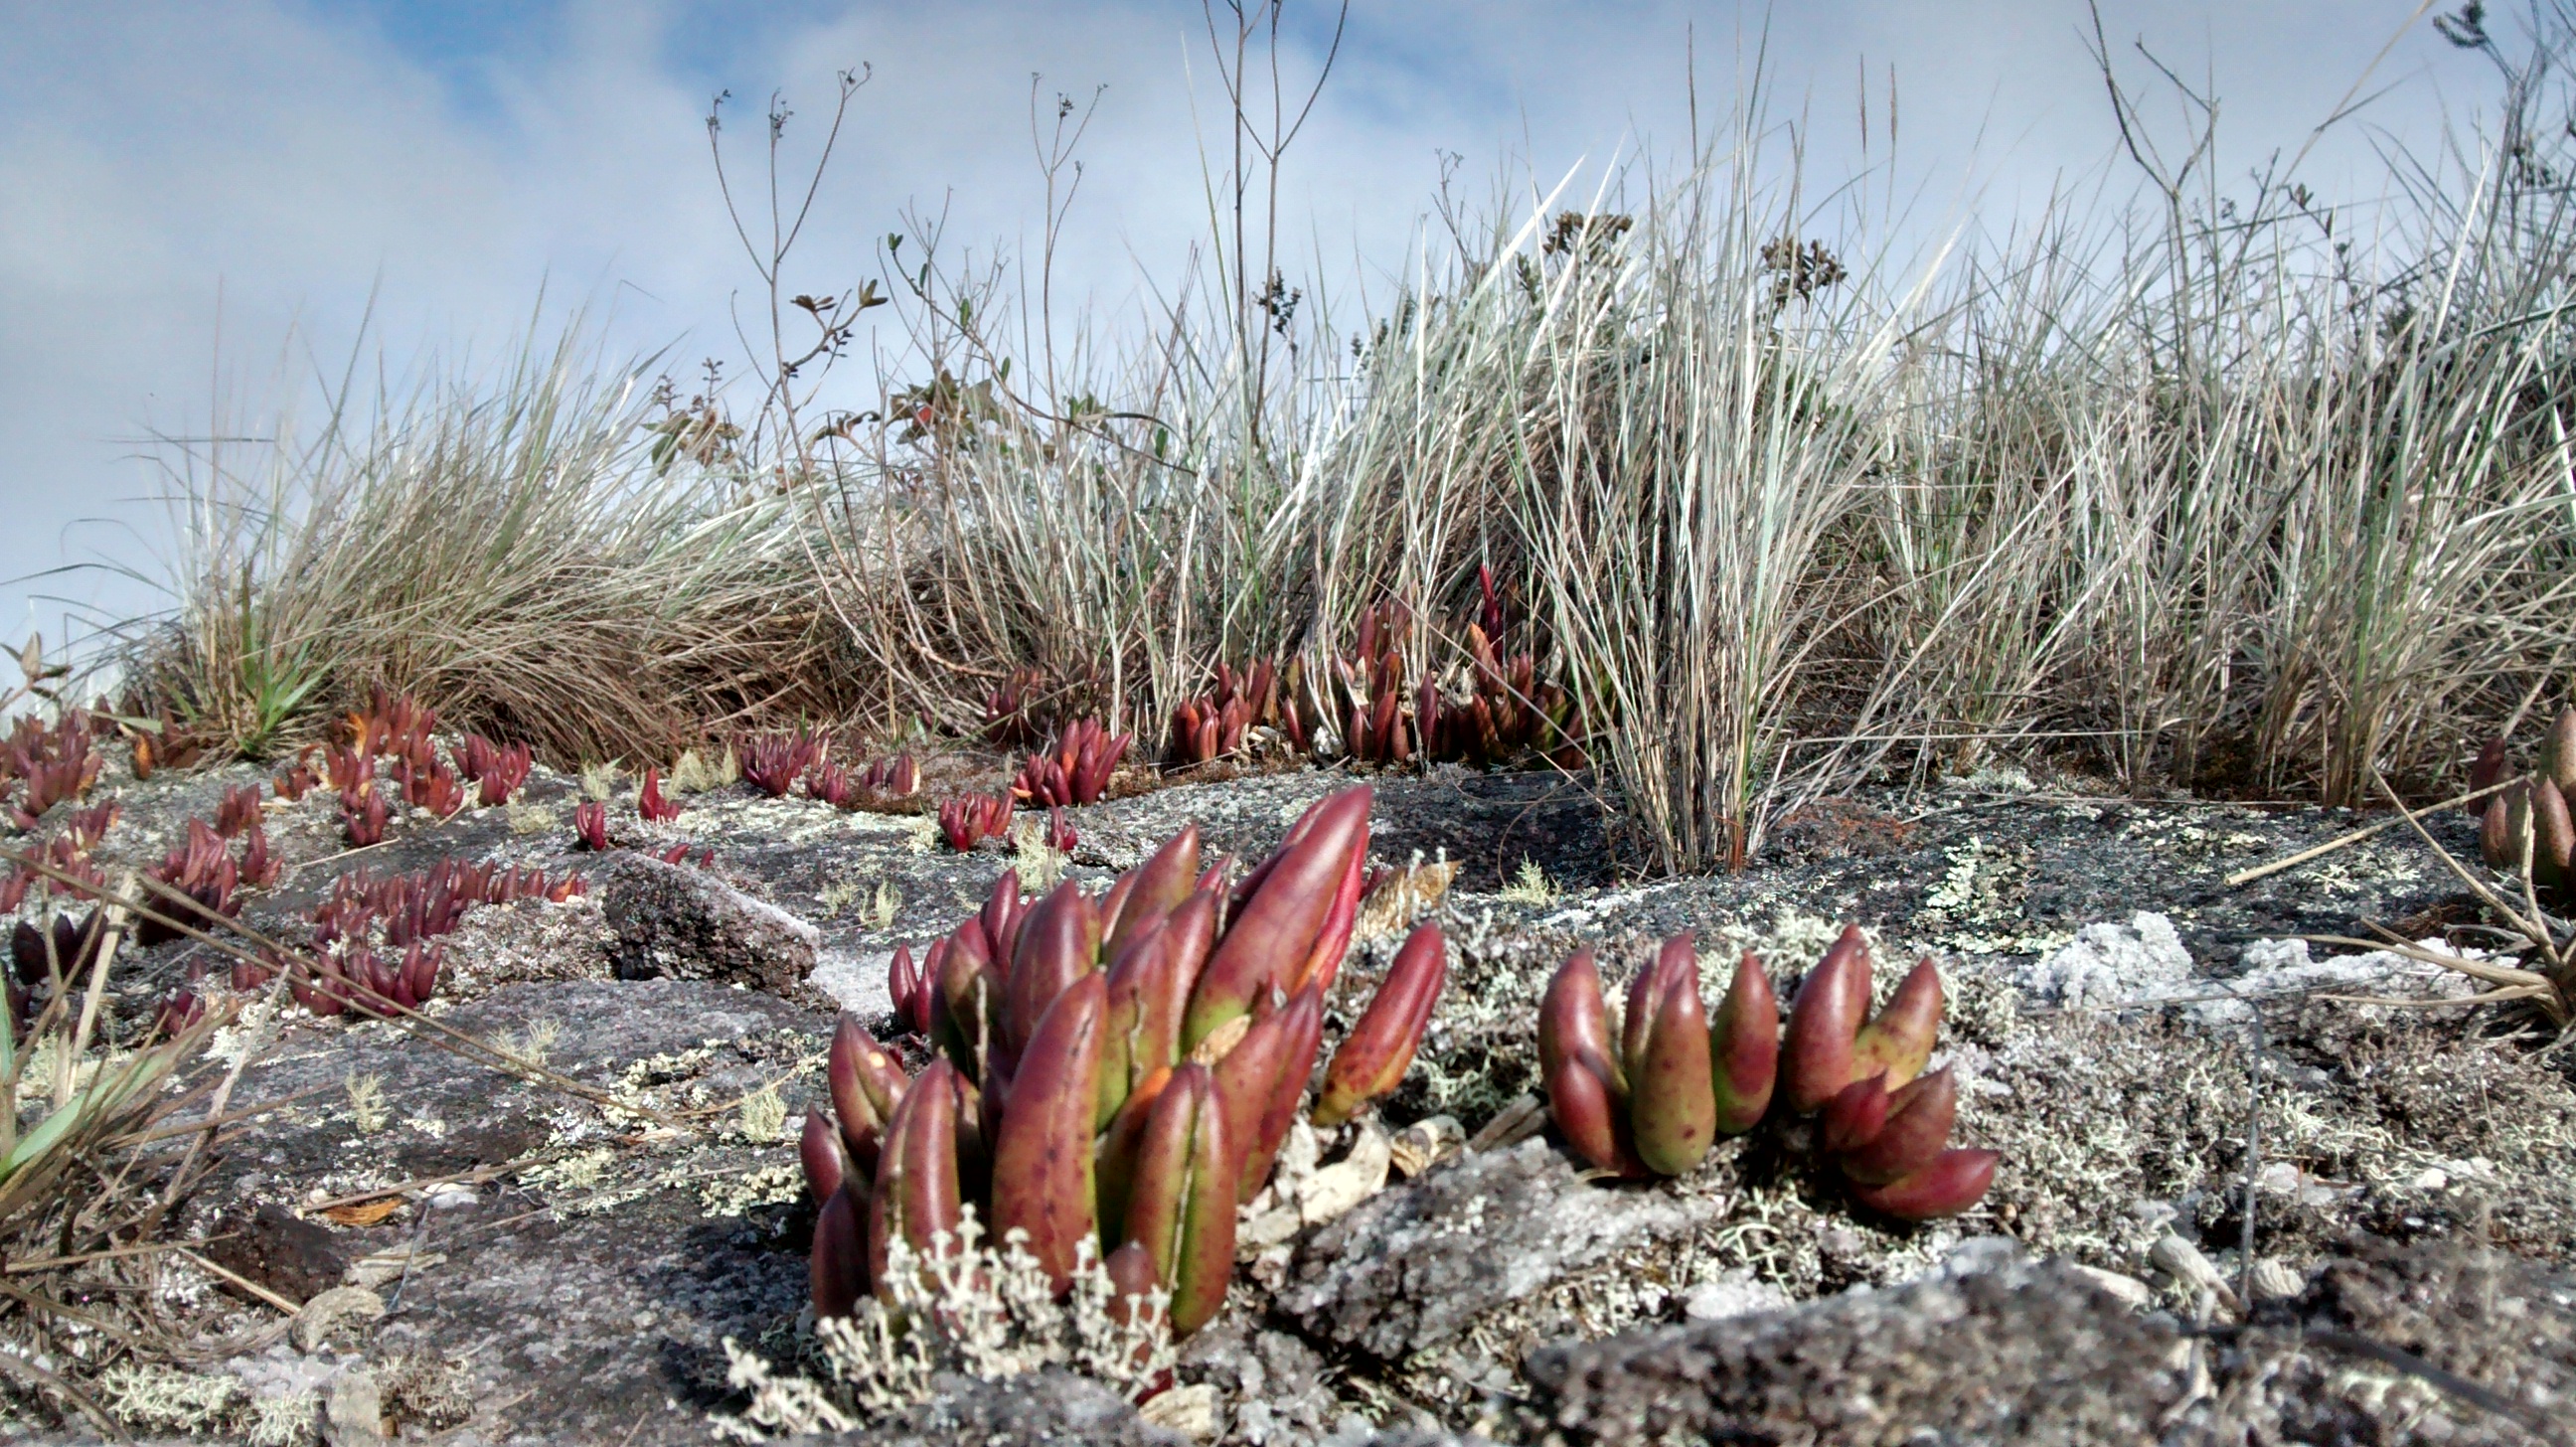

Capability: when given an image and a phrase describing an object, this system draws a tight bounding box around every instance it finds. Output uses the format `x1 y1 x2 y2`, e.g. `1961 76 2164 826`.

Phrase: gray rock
203 1202 346 1307
322 1366 384 1446
1518 1252 2188 1445
2181 936 2481 1027
601 853 821 994
196 980 824 1445
2024 923 2484 1029
1178 1319 1342 1444
807 944 893 1018
1510 1234 2576 1447
1277 1135 1710 1361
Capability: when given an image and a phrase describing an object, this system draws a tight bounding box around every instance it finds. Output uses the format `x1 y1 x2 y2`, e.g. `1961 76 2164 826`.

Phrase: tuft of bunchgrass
130 318 863 763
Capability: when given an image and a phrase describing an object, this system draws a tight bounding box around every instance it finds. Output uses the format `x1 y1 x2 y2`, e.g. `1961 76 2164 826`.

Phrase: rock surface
1522 1245 2190 1444
1279 1137 1710 1362
181 979 821 1443
11 747 2574 1444
1513 1234 2576 1446
601 851 823 995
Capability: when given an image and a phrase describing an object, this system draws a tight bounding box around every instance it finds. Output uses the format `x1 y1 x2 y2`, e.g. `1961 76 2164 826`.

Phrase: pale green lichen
1496 860 1557 906
714 1209 1175 1439
736 1083 789 1144
504 800 560 835
816 877 865 917
244 1390 321 1447
344 1071 388 1133
523 1147 617 1200
699 1161 804 1217
671 746 740 794
1010 823 1069 891
1907 836 2070 957
487 1017 562 1074
95 1363 311 1441
97 1363 241 1430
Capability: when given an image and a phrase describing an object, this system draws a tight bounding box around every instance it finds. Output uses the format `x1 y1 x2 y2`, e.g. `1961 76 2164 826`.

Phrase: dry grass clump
784 30 2576 874
110 13 2576 881
127 322 863 764
0 870 239 1434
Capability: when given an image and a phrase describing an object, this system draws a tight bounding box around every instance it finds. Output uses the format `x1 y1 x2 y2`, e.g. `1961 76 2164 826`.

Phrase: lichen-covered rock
27 750 2570 1443
1517 1246 2188 1444
188 980 825 1444
601 853 821 995
2239 1234 2576 1444
1513 1235 2576 1446
1277 1136 1712 1361
1178 1317 1346 1443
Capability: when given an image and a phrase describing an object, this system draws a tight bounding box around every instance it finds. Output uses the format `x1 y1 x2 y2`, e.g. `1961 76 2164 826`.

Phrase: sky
0 1 2519 669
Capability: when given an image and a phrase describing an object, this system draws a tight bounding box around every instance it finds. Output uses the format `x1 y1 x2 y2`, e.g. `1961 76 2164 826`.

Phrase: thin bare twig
2226 778 2514 887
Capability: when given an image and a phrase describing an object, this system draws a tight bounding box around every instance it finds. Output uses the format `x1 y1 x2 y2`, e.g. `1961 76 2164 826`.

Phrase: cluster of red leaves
0 833 108 915
982 667 1048 746
7 912 103 1034
937 791 1014 852
291 940 446 1019
294 858 582 1017
138 817 276 946
804 752 920 811
213 785 263 837
638 767 681 822
740 731 823 798
1326 570 1585 770
457 733 535 807
2 711 100 829
1169 660 1287 765
325 690 542 843
1011 718 1129 808
272 747 320 801
345 686 436 763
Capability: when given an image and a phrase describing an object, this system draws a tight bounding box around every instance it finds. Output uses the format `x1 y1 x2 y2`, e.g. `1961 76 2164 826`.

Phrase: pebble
2247 1257 2305 1301
292 1286 385 1353
2068 1264 2156 1309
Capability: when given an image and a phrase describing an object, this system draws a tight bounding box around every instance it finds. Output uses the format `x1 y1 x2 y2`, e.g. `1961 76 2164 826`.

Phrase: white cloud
0 0 2504 656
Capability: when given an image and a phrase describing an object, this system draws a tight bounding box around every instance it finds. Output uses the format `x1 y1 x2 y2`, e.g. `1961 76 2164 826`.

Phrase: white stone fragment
292 1287 385 1353
805 947 893 1017
321 1366 384 1446
1138 1381 1217 1439
2020 917 2485 1030
2068 1263 2156 1309
1297 1119 1393 1226
2247 1257 2305 1301
2149 1231 2241 1313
